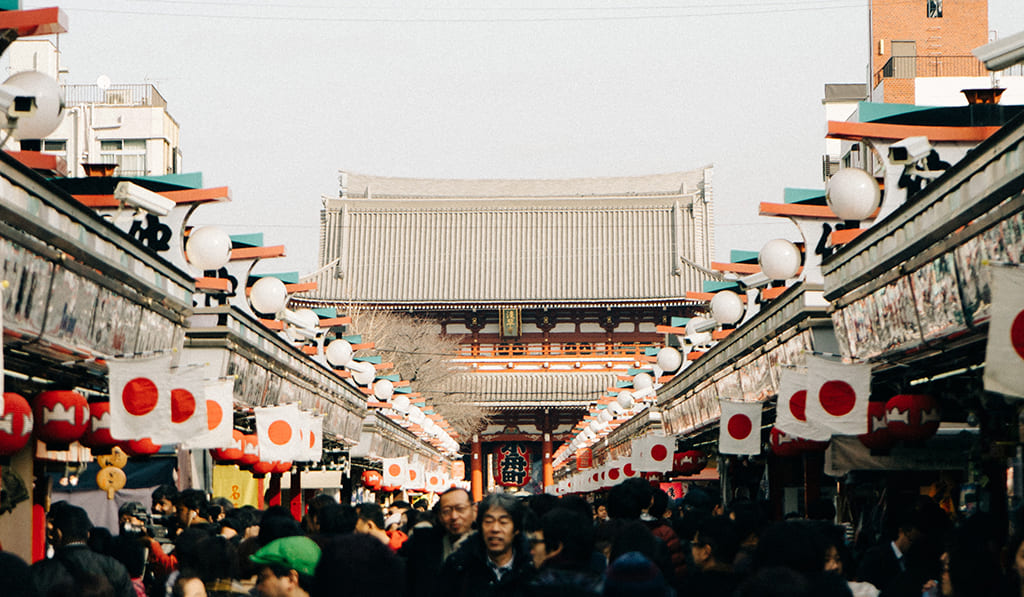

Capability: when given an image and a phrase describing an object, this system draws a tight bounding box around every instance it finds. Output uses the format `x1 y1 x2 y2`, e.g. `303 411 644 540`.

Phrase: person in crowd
29 502 137 597
683 515 741 597
593 501 609 526
177 489 216 533
313 503 357 537
646 489 687 581
0 550 36 597
819 523 879 597
438 492 536 597
729 499 769 576
603 551 674 597
258 506 304 547
855 497 948 596
313 533 406 597
528 507 603 597
303 494 338 535
1002 532 1024 597
400 487 477 597
355 502 405 551
605 479 674 583
118 502 149 536
152 485 180 519
171 574 208 597
413 497 430 514
250 535 321 597
389 500 413 532
184 534 249 597
106 534 148 597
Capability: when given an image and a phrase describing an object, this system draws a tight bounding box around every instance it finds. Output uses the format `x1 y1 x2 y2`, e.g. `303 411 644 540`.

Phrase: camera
888 136 933 165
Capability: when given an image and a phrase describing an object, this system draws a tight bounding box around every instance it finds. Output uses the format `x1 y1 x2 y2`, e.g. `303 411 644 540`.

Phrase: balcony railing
872 55 1024 87
455 341 656 359
60 84 168 108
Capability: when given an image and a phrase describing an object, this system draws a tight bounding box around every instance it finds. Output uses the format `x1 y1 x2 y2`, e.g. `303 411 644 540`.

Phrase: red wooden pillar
541 409 553 491
289 470 303 521
266 474 280 507
471 434 483 502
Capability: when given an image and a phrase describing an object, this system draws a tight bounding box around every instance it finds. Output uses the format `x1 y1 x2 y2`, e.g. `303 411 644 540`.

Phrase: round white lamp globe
392 394 411 414
409 407 426 425
373 379 394 401
325 339 354 368
3 71 65 140
656 347 683 373
249 276 289 314
597 409 613 424
633 372 654 391
607 401 625 416
348 361 376 386
710 290 745 325
186 226 233 271
826 168 880 221
617 390 635 411
759 239 802 280
685 317 714 346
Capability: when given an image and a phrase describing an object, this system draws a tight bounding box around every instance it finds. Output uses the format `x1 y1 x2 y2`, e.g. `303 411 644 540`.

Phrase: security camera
738 272 770 290
888 136 933 165
973 30 1024 71
113 182 175 216
0 84 36 119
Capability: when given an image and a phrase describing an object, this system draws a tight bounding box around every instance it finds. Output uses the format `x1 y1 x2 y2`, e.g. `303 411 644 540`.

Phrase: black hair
607 478 653 519
318 504 358 535
49 502 93 543
178 489 209 517
108 534 147 578
152 484 179 505
389 500 411 511
356 502 386 531
476 493 525 533
313 533 406 597
559 495 594 521
540 507 594 567
649 489 670 519
439 486 472 502
695 515 740 566
526 494 559 520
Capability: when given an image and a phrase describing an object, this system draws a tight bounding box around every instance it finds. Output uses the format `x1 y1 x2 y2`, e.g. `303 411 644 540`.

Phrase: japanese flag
805 355 871 436
255 404 303 461
606 460 624 485
621 460 640 479
632 435 674 472
183 379 235 450
152 367 207 445
984 267 1024 398
407 461 426 490
383 457 408 487
719 400 762 455
108 354 173 440
775 369 831 441
295 411 323 462
426 469 445 493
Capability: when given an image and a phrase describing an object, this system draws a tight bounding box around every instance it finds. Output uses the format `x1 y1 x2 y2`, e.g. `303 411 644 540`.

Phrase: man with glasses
400 487 477 597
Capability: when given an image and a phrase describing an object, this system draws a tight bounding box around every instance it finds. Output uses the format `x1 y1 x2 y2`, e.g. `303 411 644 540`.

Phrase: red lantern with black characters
33 390 89 448
885 394 940 442
212 430 245 463
239 434 260 466
81 401 118 452
362 469 382 490
121 437 161 457
672 450 708 475
0 392 33 456
859 401 894 450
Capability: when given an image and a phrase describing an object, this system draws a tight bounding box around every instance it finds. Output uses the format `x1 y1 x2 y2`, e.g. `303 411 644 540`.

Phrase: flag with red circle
255 404 303 462
183 379 234 450
108 354 173 440
984 267 1024 398
774 369 831 441
383 456 408 487
296 411 323 462
719 399 762 455
631 435 674 472
425 469 445 493
805 355 871 436
407 461 426 490
152 367 207 445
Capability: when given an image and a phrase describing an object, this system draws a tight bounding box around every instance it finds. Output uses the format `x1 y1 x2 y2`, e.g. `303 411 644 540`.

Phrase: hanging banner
719 400 762 455
183 378 234 450
805 355 871 436
984 266 1024 398
108 354 173 440
494 443 532 487
212 464 260 508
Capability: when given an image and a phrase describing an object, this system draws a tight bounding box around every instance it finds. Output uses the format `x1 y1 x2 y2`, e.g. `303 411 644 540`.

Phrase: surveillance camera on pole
113 182 176 216
887 136 933 166
973 30 1024 71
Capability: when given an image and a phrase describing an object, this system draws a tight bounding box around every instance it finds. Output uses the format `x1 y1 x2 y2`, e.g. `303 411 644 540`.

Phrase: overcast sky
18 0 1024 276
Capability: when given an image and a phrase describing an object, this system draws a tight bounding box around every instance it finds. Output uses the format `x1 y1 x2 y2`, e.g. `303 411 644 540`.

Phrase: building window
42 140 67 162
927 0 942 18
99 139 147 176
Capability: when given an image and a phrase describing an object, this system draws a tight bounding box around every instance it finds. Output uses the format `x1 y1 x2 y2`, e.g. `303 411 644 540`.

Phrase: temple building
300 168 716 494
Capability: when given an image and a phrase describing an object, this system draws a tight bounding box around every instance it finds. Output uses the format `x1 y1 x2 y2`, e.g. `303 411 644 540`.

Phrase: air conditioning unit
822 155 841 180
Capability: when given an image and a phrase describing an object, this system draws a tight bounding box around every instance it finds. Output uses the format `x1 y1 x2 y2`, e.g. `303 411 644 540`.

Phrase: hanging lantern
362 469 382 489
672 450 708 475
121 437 161 457
252 460 276 477
33 390 89 448
185 226 232 271
212 430 245 463
325 339 354 368
272 461 292 475
80 401 118 453
0 393 33 456
239 434 260 466
826 168 880 221
380 485 400 493
885 394 940 442
859 401 894 450
249 276 289 315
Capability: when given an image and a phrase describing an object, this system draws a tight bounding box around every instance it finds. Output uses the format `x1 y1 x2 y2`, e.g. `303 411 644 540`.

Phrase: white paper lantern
373 379 394 401
826 168 880 221
633 372 654 391
3 71 64 140
656 347 683 373
710 290 745 325
597 410 613 424
325 339 354 367
348 361 376 386
185 226 233 271
249 276 289 314
607 401 625 416
617 390 635 410
392 394 411 414
759 239 802 280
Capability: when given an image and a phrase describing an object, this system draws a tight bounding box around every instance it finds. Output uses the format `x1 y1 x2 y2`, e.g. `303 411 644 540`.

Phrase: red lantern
0 393 33 456
362 469 382 489
239 434 260 466
885 394 940 442
672 450 708 475
770 427 803 457
859 401 894 450
272 461 292 474
212 429 245 463
380 485 400 493
252 461 275 477
121 437 161 457
81 402 118 451
33 390 89 447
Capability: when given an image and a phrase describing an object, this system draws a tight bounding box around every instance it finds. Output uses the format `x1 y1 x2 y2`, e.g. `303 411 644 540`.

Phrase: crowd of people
3 478 1024 597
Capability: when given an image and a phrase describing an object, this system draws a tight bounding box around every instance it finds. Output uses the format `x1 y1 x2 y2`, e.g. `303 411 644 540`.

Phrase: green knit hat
250 536 321 577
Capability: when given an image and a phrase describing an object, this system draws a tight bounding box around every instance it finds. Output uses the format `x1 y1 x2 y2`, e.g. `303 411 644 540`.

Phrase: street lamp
826 168 880 221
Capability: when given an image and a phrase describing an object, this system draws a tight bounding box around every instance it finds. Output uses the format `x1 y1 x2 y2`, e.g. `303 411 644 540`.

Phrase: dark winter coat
437 531 536 597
